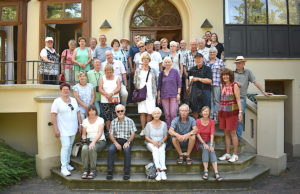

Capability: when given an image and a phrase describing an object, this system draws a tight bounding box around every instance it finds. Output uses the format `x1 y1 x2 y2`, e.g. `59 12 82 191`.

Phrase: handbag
145 162 157 179
132 68 151 103
71 142 81 157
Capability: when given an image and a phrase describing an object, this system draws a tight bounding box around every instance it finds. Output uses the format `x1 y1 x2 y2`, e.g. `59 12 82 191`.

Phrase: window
0 5 17 21
224 0 300 58
46 2 81 19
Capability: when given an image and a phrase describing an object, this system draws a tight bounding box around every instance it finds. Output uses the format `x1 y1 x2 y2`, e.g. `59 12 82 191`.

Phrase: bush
0 140 36 191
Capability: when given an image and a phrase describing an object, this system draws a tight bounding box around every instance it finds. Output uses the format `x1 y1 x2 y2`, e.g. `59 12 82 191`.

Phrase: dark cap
194 52 203 58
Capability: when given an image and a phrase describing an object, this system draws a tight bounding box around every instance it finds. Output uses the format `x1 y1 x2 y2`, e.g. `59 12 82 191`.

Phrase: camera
81 138 91 145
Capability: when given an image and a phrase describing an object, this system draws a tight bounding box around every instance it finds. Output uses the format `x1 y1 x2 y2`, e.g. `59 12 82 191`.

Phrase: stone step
125 103 138 113
71 152 255 174
51 163 269 190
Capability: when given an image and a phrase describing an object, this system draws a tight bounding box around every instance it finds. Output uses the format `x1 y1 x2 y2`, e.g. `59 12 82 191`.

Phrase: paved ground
2 157 300 194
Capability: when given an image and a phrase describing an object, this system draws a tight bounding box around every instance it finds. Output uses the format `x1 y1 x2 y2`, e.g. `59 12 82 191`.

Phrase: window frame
0 2 19 26
43 0 84 24
224 0 300 58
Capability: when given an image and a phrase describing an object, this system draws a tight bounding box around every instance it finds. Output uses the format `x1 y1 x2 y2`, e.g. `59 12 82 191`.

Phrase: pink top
61 49 74 69
196 119 215 142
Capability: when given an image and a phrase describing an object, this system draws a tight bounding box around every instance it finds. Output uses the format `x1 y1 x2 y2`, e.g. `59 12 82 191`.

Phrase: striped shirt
109 116 137 140
206 58 225 86
183 50 197 71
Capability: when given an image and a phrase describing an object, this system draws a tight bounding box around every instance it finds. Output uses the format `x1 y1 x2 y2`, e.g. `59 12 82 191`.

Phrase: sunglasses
116 110 124 113
68 104 74 111
139 46 145 48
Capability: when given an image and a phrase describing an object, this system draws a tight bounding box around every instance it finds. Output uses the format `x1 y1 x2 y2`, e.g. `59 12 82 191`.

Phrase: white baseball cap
45 37 54 42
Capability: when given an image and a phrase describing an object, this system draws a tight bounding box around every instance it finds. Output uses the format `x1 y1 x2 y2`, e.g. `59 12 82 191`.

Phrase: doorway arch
130 0 182 43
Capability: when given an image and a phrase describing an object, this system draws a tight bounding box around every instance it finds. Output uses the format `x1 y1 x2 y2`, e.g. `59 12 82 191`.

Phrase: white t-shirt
51 97 79 137
82 117 105 141
101 60 126 82
149 51 162 79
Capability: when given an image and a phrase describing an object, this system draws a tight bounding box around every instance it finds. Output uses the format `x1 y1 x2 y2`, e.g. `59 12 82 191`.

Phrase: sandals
215 172 223 181
202 171 208 180
186 155 192 165
177 155 184 164
87 171 97 179
81 171 89 179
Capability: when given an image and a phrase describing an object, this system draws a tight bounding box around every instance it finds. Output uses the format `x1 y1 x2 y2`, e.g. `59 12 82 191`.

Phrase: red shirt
196 119 215 142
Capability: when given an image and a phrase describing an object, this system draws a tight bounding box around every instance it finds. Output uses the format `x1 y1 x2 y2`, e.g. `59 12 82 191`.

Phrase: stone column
34 95 60 178
255 95 287 175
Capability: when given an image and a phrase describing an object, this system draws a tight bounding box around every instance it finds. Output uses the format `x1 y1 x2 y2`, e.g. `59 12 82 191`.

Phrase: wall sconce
100 19 112 29
201 19 213 28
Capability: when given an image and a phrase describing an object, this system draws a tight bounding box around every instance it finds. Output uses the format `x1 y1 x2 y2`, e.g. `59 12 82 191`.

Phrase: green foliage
0 140 36 191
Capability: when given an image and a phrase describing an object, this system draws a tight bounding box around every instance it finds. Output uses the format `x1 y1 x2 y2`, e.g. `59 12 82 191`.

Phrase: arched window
131 0 182 28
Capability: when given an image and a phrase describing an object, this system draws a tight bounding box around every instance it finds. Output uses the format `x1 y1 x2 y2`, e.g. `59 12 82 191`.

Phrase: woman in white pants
144 107 168 181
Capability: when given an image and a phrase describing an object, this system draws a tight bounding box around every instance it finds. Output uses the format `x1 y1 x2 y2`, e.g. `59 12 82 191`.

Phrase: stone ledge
34 95 59 103
0 84 59 90
246 98 257 114
255 95 287 101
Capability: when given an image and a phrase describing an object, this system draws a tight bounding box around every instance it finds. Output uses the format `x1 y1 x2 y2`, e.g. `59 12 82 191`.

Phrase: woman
207 46 225 121
134 52 157 131
39 37 60 84
204 31 212 48
72 37 92 82
218 68 242 163
73 71 95 121
144 107 168 181
81 105 106 179
111 39 127 71
211 33 224 59
133 41 146 70
51 83 81 176
157 57 181 128
196 106 222 181
168 41 183 77
99 64 121 131
61 39 76 84
159 38 170 60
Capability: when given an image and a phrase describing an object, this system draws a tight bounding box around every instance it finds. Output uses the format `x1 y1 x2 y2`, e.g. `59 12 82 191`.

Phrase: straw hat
234 56 246 63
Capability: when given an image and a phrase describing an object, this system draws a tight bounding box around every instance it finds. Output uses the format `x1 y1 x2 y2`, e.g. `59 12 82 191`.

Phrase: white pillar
255 95 287 175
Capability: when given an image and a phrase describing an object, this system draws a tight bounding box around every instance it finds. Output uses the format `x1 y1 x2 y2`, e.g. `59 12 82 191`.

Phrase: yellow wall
0 113 37 156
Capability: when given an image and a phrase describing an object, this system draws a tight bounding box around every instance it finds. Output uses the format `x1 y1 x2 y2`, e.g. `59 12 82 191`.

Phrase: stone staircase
51 103 269 191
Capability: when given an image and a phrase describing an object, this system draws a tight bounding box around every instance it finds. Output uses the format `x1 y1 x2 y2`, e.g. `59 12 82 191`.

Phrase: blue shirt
170 116 196 135
129 44 139 58
93 45 112 62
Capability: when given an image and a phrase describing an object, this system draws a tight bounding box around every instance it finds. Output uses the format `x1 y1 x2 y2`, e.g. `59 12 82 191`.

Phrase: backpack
145 162 157 179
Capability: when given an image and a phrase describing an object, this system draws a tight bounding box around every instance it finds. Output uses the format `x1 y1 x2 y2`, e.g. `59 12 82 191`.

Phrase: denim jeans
94 101 104 118
107 138 132 173
161 97 178 128
211 86 221 119
60 135 75 169
236 98 246 139
81 140 106 171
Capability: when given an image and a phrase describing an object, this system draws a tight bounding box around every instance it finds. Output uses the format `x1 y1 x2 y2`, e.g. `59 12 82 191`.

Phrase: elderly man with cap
186 53 212 119
234 56 272 140
39 37 60 84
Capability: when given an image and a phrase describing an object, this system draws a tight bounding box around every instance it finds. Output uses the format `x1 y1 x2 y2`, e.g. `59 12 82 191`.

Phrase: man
102 50 128 106
178 40 189 57
128 35 141 74
178 40 190 103
183 39 198 75
187 53 212 119
120 38 130 70
107 104 136 180
197 38 210 62
169 104 198 165
89 37 97 57
87 59 104 117
145 40 162 76
93 35 112 63
234 56 272 140
154 40 161 51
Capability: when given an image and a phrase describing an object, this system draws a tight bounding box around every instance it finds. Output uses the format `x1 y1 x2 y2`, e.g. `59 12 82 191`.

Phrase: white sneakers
67 164 74 171
218 153 231 161
228 154 239 163
61 168 71 176
155 172 161 181
155 171 167 181
160 171 167 180
219 153 239 162
140 129 145 136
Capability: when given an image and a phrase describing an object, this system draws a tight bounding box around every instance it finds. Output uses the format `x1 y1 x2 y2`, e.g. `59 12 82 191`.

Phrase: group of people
50 31 272 182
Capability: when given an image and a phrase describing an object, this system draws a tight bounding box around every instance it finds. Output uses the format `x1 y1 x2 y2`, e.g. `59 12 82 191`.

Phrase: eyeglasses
116 110 124 113
139 46 145 48
68 104 74 111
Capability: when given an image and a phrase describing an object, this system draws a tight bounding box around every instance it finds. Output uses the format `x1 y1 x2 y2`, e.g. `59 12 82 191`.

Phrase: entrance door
130 0 182 43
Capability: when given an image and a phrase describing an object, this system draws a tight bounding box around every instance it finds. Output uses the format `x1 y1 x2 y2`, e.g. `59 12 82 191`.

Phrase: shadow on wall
0 113 37 156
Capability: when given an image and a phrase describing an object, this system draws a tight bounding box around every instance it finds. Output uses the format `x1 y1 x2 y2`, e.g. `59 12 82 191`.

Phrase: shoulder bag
132 68 151 103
